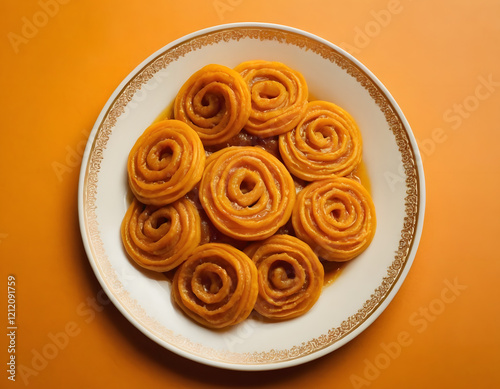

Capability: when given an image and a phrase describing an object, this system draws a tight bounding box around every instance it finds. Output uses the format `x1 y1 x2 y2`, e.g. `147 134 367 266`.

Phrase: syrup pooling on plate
122 61 376 328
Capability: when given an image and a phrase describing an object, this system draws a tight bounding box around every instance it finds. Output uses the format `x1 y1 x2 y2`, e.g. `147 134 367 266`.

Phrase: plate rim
78 21 426 371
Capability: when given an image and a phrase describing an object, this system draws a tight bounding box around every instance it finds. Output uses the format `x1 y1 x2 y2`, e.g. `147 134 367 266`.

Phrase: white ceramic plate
78 22 425 371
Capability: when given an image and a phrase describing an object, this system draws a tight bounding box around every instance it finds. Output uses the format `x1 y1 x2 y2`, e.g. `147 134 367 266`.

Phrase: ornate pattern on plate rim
82 27 420 365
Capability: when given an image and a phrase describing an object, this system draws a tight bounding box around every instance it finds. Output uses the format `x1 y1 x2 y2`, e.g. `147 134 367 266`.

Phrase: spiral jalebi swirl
172 243 258 329
174 64 251 146
127 120 205 206
121 198 202 272
292 177 376 262
244 234 324 320
234 60 308 137
279 101 362 181
199 146 296 241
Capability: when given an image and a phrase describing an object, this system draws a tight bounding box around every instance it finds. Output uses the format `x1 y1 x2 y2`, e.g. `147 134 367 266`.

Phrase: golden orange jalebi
199 146 296 241
292 177 376 262
127 119 205 206
279 100 362 181
174 64 251 146
234 60 308 137
121 60 378 329
244 234 324 320
172 243 258 329
121 197 202 272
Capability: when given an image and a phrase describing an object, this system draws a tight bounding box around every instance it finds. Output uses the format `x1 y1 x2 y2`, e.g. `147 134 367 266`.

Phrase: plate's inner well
80 25 421 368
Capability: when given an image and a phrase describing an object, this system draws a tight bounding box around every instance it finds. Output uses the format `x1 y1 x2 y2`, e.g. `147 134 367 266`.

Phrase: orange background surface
1 0 499 388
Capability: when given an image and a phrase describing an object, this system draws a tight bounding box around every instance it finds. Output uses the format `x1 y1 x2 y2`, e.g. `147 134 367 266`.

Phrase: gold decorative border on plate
82 26 420 365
